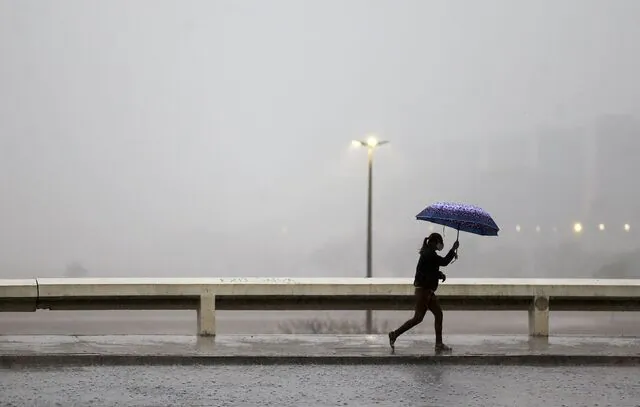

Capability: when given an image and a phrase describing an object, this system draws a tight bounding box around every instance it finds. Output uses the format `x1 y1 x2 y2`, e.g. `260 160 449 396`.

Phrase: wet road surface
1 364 639 406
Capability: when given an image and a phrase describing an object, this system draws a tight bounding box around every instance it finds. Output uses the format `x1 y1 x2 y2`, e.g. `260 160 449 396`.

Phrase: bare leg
389 288 431 349
429 295 451 352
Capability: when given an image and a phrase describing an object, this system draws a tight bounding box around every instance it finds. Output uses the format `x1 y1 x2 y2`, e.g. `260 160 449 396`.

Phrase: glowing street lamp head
366 136 379 148
515 224 521 232
351 136 389 150
624 223 631 232
598 223 605 231
573 222 583 233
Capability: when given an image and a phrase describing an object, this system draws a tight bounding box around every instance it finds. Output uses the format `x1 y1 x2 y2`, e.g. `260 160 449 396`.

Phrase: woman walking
388 232 459 352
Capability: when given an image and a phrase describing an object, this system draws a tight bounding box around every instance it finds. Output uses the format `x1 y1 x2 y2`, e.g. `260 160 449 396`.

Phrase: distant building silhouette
589 114 640 229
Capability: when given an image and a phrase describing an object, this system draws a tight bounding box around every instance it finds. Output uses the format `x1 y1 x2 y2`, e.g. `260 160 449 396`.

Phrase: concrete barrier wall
0 279 38 311
2 277 640 337
36 278 214 298
33 277 640 297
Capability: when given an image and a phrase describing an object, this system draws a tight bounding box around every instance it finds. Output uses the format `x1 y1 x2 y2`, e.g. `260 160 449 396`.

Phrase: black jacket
413 248 457 290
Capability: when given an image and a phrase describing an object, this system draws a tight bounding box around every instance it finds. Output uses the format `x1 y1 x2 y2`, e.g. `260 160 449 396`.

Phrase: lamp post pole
352 136 389 334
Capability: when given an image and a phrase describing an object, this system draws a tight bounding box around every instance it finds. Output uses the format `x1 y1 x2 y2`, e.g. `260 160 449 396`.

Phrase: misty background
1 0 640 282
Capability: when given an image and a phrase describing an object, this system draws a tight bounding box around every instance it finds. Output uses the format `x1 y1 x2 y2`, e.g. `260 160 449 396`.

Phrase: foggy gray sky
1 0 639 278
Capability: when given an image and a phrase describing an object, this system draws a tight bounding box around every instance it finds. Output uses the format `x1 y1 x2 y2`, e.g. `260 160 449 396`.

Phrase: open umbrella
416 201 500 244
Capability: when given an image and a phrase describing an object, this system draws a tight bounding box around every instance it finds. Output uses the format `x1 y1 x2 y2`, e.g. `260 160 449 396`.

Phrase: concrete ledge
1 334 639 368
2 354 640 367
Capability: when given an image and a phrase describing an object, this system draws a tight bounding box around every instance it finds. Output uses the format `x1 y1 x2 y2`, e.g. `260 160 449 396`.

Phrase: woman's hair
419 233 444 254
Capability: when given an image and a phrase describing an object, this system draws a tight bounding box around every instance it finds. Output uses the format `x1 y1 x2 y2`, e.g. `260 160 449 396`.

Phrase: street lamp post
352 136 389 334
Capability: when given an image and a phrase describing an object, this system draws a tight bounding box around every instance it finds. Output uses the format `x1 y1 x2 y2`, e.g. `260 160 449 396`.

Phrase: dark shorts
413 286 436 310
414 281 439 292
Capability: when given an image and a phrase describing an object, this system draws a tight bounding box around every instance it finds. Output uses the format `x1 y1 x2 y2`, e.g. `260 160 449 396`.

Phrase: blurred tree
594 249 640 279
65 262 89 278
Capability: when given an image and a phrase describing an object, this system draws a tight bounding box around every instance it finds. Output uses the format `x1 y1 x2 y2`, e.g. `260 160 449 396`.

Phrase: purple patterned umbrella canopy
416 201 500 237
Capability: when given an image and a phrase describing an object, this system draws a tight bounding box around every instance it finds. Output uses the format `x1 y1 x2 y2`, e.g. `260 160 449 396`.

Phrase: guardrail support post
197 294 216 337
528 295 549 337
